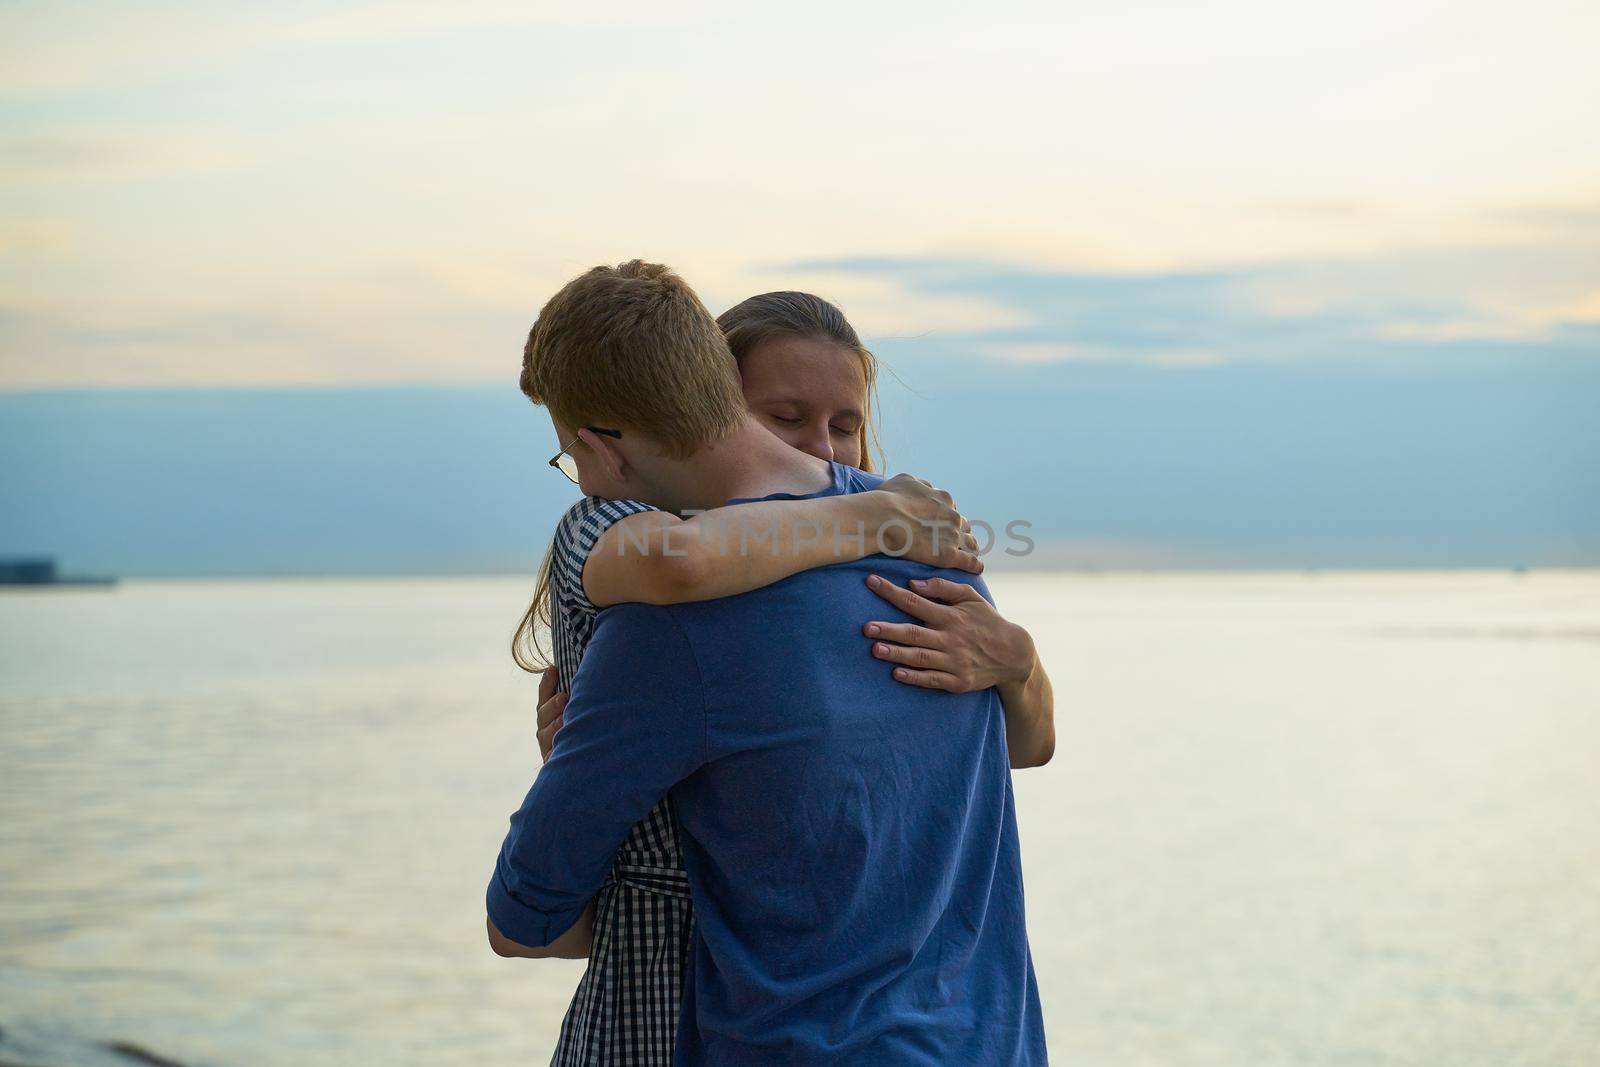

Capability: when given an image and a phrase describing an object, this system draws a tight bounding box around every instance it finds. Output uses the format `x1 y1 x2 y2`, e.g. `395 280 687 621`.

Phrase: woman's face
738 335 866 469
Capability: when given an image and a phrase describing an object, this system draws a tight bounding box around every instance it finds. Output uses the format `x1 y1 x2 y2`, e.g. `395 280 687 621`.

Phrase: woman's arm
995 639 1054 770
860 575 1055 769
583 474 980 609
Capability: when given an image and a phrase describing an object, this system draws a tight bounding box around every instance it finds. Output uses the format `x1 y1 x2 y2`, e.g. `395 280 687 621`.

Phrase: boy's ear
578 427 628 483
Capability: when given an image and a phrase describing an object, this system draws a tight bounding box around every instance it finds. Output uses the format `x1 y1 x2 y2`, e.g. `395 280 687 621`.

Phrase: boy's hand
872 474 983 574
536 666 568 762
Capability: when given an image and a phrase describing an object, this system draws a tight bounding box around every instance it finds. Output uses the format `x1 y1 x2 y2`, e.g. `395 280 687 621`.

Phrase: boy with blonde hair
488 260 1046 1065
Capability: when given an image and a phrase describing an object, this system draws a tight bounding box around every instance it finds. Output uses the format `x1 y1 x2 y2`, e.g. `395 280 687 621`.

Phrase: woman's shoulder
550 497 662 617
553 496 660 558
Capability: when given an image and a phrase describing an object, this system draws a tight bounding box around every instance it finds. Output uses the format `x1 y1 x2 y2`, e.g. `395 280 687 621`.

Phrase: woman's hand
862 574 1056 767
861 574 1032 692
869 474 982 575
536 667 568 762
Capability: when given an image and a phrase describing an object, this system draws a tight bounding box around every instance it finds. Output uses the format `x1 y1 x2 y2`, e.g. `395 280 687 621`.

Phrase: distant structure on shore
0 556 116 587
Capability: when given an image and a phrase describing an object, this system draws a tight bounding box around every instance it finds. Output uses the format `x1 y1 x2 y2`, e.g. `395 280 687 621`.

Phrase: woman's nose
797 423 833 463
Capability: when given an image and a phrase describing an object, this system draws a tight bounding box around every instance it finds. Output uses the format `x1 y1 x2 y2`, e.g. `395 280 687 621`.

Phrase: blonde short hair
520 260 747 458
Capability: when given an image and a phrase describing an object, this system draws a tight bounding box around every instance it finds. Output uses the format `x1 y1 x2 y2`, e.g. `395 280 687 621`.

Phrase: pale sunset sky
1 0 1596 389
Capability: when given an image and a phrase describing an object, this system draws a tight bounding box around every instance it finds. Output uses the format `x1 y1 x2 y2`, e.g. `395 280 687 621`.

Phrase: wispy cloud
787 229 1600 368
0 132 243 182
6 223 1593 390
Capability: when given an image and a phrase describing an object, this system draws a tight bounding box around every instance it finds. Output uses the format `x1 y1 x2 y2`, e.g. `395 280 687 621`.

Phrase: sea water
2 571 1597 1066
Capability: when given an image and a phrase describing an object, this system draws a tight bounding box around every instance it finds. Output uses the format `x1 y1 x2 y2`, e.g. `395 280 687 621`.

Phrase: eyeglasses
548 426 622 484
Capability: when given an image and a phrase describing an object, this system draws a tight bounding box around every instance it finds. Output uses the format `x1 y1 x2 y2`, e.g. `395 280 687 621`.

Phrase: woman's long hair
511 539 560 674
512 291 881 673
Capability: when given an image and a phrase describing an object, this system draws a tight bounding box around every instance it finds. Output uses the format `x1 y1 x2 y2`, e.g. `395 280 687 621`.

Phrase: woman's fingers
537 681 570 761
865 574 945 623
889 667 963 691
871 639 948 672
536 713 563 763
945 546 985 575
863 619 944 649
883 471 966 536
948 531 983 572
926 516 981 572
537 690 568 730
942 519 978 556
909 576 984 603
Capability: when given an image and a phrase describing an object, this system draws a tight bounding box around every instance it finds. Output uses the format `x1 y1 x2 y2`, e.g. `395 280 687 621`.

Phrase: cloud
1494 204 1600 236
735 266 1031 338
0 3 649 97
3 220 1596 391
790 227 1600 369
0 268 534 389
0 216 73 258
0 132 243 182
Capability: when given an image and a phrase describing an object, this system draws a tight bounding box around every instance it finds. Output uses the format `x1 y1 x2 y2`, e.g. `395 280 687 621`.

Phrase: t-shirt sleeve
485 602 707 948
549 497 660 619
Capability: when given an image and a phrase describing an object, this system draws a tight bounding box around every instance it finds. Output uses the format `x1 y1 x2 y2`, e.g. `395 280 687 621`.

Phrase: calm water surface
1 572 1597 1066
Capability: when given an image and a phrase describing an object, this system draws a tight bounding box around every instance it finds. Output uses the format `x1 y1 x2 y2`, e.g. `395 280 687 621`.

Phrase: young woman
512 291 1055 1066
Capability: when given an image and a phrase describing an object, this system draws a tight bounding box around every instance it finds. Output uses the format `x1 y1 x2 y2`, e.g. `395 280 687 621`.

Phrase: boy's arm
486 604 707 957
584 474 981 609
489 901 593 959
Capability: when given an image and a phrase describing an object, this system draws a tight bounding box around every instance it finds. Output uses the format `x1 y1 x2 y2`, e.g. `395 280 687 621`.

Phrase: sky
1 1 1597 572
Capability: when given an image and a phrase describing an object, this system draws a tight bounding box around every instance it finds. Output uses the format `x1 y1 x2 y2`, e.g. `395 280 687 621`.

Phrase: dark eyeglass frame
548 426 622 484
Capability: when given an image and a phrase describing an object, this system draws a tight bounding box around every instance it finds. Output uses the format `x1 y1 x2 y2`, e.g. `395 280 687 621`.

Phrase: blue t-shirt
489 462 1046 1065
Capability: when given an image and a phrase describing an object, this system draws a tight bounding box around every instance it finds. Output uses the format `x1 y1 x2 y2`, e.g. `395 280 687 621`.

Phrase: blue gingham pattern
547 496 693 1067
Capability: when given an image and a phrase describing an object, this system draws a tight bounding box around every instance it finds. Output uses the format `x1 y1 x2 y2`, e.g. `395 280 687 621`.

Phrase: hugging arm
487 605 707 958
536 476 980 761
861 575 1055 769
582 474 981 610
